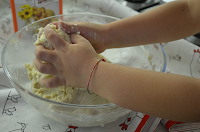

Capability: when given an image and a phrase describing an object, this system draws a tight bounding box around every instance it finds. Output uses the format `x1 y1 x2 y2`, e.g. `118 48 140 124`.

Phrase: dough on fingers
34 24 72 50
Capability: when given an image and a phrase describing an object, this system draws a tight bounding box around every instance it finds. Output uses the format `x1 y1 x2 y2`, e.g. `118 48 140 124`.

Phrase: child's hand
57 21 109 54
34 25 100 88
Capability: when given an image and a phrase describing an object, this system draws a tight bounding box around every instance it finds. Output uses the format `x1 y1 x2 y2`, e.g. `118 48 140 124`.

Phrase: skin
34 0 200 122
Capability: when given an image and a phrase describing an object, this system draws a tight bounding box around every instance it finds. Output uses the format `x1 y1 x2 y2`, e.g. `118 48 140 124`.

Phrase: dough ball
34 24 71 50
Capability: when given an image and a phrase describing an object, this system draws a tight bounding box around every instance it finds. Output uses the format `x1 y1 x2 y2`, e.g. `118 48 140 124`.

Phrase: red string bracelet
87 58 106 94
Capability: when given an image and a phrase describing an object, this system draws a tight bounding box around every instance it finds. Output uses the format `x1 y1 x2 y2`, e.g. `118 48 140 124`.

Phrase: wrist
101 24 115 50
81 57 99 89
86 58 106 94
86 59 105 93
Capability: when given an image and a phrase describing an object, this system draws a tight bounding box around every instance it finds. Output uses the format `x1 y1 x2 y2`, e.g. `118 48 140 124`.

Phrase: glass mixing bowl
1 14 166 127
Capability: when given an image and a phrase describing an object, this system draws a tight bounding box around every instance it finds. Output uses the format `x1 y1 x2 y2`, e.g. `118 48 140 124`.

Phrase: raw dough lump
34 24 71 50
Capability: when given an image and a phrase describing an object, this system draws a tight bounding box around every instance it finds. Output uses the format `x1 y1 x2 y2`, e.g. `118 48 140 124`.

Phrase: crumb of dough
34 24 72 50
26 24 110 105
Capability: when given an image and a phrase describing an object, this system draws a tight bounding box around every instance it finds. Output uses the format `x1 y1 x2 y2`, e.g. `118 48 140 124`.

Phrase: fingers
43 25 69 50
40 76 65 88
33 58 59 75
35 45 57 64
70 33 89 45
58 20 79 34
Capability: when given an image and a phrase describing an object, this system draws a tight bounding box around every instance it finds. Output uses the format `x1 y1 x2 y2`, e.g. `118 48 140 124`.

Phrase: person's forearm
89 62 200 122
105 0 200 48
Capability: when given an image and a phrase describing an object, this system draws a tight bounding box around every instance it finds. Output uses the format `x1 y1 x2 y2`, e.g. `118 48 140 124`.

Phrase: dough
34 24 71 50
25 63 80 103
25 24 110 105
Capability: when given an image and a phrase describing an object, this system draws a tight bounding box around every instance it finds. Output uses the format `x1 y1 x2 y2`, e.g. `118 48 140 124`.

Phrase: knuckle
35 49 44 59
47 52 54 59
46 32 55 40
47 53 57 63
37 64 47 73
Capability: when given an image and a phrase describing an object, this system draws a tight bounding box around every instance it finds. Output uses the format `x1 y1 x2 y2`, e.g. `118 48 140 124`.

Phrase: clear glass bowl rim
1 13 167 108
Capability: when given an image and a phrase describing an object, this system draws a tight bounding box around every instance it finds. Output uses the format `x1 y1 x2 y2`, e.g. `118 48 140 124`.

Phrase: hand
34 25 100 88
57 20 110 54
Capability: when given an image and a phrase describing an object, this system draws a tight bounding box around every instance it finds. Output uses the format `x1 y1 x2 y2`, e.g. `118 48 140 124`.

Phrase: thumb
58 20 79 34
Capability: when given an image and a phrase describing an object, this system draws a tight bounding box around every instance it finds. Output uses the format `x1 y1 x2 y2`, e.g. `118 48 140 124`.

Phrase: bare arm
105 0 200 48
89 62 200 122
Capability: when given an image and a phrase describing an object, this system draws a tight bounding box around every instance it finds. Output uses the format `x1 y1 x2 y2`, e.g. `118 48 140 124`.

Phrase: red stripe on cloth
165 121 177 130
176 122 184 124
135 115 150 132
165 121 184 130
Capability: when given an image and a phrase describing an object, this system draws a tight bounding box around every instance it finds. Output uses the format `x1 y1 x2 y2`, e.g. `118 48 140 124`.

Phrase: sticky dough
34 24 71 50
